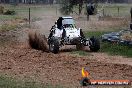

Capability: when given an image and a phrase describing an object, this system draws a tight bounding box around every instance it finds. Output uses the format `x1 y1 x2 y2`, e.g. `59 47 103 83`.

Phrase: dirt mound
28 30 49 52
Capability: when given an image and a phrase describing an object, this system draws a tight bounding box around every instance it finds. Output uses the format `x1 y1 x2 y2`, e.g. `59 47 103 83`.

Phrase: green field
0 75 131 88
97 4 132 17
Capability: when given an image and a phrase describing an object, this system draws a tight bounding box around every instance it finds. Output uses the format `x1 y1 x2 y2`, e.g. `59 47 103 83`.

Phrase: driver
57 17 63 29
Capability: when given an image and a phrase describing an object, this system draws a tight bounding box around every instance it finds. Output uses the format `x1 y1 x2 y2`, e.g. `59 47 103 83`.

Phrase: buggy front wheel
49 39 59 54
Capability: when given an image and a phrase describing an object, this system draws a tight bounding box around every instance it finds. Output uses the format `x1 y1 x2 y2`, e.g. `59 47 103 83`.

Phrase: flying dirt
28 30 49 52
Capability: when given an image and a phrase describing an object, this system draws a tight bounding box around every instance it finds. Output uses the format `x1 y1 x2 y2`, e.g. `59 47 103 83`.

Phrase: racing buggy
48 17 100 54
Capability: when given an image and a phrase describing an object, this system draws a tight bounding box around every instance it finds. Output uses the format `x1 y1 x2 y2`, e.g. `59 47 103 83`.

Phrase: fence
0 4 131 32
97 4 131 18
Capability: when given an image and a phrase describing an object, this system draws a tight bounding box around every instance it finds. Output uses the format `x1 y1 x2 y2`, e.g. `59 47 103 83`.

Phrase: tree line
0 0 54 4
0 0 132 4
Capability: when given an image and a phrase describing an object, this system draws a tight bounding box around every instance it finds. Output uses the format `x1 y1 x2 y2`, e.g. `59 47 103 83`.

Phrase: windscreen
62 18 75 25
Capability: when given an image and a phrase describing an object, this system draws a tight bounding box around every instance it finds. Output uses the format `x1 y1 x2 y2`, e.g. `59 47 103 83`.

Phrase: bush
4 10 15 15
0 6 4 14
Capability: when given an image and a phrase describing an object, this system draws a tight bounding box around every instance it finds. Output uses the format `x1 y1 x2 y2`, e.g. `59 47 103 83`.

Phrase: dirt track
0 10 131 87
0 27 132 88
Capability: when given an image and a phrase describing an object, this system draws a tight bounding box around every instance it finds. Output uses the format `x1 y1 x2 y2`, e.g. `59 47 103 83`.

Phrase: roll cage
56 17 75 29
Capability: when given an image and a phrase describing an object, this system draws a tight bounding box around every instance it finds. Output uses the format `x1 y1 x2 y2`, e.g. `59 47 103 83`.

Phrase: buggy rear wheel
89 37 100 52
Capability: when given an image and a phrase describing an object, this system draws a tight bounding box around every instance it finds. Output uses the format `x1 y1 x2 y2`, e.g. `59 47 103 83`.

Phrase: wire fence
0 4 131 21
0 4 131 32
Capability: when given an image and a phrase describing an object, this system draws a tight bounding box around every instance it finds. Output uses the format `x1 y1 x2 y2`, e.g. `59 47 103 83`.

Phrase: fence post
29 8 31 27
56 6 57 16
118 7 119 16
103 9 105 17
87 14 89 21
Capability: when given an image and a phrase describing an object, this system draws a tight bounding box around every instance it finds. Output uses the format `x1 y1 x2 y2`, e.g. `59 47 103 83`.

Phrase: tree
49 0 54 4
60 0 73 15
60 0 85 15
60 0 97 15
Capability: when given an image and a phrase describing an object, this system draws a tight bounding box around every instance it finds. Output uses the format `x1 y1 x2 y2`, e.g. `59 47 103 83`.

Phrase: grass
79 3 131 17
85 31 132 58
0 4 59 23
101 42 132 57
71 50 88 56
0 23 19 31
31 17 42 22
2 3 131 19
0 75 130 88
97 3 132 17
84 31 108 38
0 75 63 88
0 15 20 20
0 4 58 19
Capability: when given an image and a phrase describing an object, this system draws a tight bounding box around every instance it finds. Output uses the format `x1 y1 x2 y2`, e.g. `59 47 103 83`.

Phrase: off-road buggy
48 17 100 54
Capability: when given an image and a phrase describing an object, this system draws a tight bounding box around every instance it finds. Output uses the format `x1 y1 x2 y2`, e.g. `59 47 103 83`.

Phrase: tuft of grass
0 15 20 20
101 42 132 57
32 17 42 22
0 75 41 88
71 50 89 56
84 31 108 38
0 24 18 31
